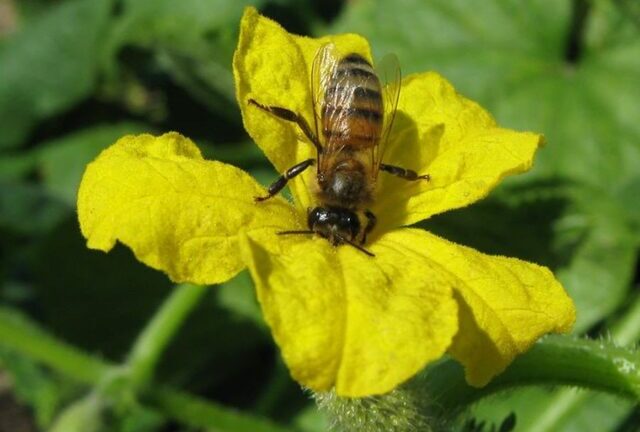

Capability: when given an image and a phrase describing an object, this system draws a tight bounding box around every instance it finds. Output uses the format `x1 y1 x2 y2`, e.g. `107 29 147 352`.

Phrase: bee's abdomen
322 54 383 149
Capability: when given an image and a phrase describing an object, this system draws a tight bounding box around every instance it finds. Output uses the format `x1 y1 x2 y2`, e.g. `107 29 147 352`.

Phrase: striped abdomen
321 54 383 150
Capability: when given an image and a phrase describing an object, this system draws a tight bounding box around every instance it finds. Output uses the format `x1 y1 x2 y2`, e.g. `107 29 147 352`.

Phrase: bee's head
307 206 360 245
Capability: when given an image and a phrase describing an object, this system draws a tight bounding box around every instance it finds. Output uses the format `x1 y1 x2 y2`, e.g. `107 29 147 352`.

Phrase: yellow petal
375 72 544 229
394 228 575 386
77 132 299 285
233 7 370 210
240 230 458 397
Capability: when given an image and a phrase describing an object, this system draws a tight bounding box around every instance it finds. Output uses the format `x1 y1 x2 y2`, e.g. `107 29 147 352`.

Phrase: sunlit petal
240 230 458 396
392 228 575 386
375 72 543 229
78 132 299 285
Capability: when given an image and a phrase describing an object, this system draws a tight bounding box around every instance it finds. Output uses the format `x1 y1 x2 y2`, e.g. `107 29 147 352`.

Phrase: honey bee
249 44 429 256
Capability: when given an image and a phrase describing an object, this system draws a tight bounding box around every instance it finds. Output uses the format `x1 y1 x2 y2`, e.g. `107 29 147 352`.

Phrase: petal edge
78 132 298 285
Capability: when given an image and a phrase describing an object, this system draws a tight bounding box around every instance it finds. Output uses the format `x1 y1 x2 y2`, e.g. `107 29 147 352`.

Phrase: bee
249 44 429 256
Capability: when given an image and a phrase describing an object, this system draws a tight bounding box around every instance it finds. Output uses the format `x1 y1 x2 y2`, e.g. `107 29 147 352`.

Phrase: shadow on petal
374 110 445 233
448 290 514 387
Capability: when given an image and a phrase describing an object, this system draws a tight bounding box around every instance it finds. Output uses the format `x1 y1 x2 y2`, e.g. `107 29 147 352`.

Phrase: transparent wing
312 42 356 172
373 53 401 178
311 43 340 152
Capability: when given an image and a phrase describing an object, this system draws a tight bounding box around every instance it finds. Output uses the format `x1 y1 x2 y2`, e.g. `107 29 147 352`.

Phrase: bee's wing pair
310 43 401 179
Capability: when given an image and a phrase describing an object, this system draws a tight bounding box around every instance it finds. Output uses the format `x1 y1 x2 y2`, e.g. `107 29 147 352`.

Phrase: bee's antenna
335 234 375 257
277 230 315 236
278 231 375 257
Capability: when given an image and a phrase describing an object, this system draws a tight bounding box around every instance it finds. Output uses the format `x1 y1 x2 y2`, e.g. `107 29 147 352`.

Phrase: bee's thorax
316 159 373 208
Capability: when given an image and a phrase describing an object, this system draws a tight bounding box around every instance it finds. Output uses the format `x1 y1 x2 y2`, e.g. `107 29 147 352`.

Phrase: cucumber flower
77 7 575 397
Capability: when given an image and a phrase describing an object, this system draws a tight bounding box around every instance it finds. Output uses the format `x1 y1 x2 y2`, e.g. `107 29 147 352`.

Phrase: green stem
126 283 208 388
0 307 293 432
0 307 111 383
148 386 293 432
425 335 640 415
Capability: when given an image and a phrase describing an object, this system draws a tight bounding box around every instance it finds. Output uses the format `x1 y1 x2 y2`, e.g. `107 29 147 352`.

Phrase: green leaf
112 0 260 49
0 0 113 149
0 182 70 235
615 175 640 237
556 207 637 332
106 0 266 118
0 152 38 181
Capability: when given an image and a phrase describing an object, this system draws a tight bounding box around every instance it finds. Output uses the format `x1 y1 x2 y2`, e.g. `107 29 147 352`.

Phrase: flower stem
126 283 208 388
424 334 640 416
0 306 293 432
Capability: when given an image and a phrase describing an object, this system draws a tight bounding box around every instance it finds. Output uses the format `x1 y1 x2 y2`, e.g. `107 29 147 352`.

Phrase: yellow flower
77 7 575 397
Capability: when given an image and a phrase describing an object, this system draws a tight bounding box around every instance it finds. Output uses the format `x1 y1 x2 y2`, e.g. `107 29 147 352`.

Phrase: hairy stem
424 335 640 416
315 334 640 432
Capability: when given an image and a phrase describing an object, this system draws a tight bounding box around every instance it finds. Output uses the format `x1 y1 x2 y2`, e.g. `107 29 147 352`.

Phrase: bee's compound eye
308 207 329 225
337 210 360 236
351 215 360 230
340 212 355 226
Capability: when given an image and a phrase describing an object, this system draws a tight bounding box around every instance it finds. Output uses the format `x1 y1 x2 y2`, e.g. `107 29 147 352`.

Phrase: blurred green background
1 0 639 431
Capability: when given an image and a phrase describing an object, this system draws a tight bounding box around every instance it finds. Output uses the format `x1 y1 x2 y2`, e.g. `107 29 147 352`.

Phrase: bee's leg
361 210 377 245
248 99 322 153
380 163 430 181
255 158 315 202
